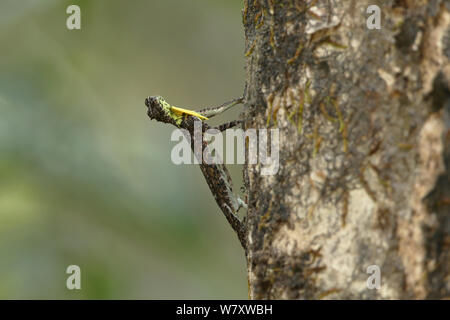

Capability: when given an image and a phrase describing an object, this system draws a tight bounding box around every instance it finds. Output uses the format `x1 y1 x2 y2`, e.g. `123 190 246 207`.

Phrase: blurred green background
0 0 247 299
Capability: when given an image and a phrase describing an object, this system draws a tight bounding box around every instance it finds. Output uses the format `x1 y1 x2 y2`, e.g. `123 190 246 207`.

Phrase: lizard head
145 96 169 120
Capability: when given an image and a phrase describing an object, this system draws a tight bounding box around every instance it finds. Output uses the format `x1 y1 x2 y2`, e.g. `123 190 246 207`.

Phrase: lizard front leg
198 97 244 119
214 120 242 132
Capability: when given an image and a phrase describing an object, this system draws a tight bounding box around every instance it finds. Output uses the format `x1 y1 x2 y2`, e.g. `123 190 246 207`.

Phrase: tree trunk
242 0 449 299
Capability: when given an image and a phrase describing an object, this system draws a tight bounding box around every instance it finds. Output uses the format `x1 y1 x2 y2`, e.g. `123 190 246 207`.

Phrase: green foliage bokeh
0 0 246 299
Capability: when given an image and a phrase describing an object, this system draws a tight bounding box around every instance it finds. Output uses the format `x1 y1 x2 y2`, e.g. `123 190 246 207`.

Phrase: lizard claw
237 197 247 211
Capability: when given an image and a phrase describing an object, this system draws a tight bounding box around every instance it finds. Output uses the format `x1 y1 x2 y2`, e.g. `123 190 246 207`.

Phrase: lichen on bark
242 0 450 299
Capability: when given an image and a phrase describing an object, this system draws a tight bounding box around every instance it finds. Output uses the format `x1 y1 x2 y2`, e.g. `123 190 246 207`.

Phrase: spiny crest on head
145 95 166 108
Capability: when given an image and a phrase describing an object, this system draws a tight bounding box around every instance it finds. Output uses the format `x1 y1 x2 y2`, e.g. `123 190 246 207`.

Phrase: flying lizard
144 96 247 250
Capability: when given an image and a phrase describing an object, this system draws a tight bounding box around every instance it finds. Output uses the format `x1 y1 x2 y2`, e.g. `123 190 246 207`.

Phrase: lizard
144 96 247 250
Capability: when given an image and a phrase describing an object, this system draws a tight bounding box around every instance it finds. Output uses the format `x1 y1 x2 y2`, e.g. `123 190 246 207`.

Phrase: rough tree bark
241 0 449 299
